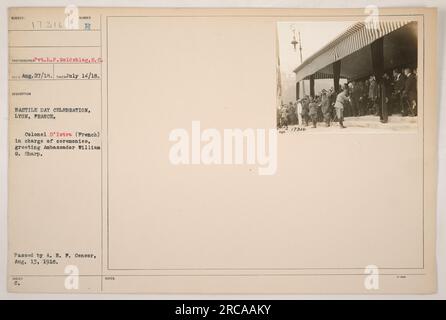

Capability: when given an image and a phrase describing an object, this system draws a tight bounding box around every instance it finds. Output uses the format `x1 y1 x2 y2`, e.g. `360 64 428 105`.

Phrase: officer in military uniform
334 87 349 129
402 67 417 116
392 68 406 115
301 95 310 126
320 89 331 127
308 96 319 128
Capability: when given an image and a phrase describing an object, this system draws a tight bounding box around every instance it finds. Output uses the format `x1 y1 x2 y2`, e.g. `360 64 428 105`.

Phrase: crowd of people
278 67 418 129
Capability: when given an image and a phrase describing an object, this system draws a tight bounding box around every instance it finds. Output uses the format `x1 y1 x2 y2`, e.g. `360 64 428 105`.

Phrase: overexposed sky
277 21 353 78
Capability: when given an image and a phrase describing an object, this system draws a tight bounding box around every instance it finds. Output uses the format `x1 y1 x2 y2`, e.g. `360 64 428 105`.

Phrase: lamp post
290 25 305 97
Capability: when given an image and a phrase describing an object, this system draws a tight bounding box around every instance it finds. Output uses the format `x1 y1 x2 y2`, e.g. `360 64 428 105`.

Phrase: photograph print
276 19 419 133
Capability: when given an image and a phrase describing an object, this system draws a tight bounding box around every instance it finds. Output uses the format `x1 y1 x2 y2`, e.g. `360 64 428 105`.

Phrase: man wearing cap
296 99 303 127
301 95 310 126
320 89 331 127
350 81 361 117
308 96 319 128
402 67 417 116
393 68 406 115
334 87 349 129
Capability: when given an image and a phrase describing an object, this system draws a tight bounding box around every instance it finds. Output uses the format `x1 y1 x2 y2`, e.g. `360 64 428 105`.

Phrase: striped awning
294 20 412 82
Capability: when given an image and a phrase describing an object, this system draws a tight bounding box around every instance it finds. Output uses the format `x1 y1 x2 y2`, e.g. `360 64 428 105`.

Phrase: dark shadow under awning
294 21 418 82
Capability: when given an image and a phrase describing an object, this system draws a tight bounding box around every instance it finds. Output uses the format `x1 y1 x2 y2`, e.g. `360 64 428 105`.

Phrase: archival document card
8 7 438 293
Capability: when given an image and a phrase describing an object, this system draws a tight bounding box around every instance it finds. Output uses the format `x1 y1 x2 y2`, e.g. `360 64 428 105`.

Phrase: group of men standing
278 67 418 129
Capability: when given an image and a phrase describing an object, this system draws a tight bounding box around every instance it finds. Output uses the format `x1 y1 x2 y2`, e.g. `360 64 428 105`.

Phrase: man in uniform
350 81 361 117
278 103 288 128
287 101 297 125
327 87 336 121
363 79 370 115
380 73 392 123
368 75 379 115
402 67 417 116
301 95 310 126
357 81 365 116
296 99 303 127
320 89 331 127
392 68 406 115
308 96 319 128
334 87 349 129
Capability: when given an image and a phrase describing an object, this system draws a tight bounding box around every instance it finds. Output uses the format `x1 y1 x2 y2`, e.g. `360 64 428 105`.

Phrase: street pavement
279 115 418 133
